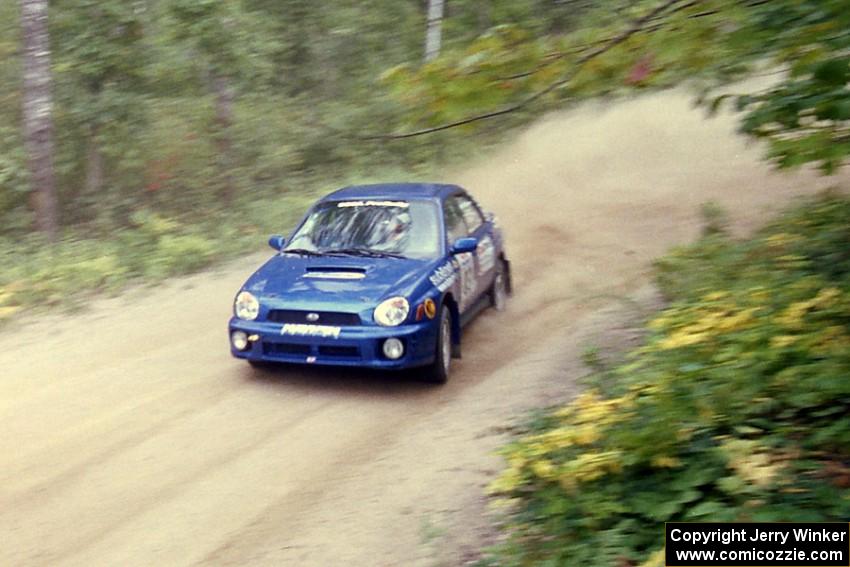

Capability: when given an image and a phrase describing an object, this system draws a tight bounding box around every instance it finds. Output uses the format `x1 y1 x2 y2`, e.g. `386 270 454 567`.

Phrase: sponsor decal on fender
281 323 341 339
429 261 456 292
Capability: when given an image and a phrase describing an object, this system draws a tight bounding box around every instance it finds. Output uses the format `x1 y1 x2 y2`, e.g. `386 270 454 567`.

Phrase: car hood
244 254 436 310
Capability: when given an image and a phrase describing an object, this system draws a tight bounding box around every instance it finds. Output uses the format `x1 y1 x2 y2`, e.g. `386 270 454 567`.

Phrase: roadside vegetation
482 193 850 566
0 193 310 318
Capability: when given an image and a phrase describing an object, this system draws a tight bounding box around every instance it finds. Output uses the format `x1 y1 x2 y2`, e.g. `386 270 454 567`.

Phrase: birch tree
424 0 444 62
20 0 58 240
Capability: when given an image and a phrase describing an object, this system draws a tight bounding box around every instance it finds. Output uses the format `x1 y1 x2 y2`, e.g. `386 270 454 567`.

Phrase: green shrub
0 189 316 323
487 193 850 566
151 233 217 276
699 200 729 236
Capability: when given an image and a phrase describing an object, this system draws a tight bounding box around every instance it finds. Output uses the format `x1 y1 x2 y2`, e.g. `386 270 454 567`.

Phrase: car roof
321 183 463 202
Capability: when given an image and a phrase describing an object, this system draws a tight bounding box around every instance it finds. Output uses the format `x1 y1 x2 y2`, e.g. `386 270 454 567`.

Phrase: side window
456 194 484 233
443 197 469 243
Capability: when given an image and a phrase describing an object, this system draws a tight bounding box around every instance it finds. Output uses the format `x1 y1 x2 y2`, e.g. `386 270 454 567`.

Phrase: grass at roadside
0 192 309 321
480 191 850 566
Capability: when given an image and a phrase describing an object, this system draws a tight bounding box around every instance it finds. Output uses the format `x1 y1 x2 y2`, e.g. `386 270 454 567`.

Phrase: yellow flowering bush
486 194 850 566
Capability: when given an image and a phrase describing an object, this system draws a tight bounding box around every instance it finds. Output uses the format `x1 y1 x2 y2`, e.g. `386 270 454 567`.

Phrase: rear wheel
422 306 451 384
490 260 508 311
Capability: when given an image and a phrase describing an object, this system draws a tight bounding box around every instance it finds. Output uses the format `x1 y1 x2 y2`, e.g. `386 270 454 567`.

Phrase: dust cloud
453 86 842 312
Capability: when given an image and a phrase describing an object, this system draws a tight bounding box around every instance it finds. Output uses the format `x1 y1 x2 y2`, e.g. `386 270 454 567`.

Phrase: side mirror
451 237 478 255
268 234 286 251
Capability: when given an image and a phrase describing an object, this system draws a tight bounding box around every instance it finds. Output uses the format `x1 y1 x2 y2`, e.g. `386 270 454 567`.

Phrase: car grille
262 342 361 360
318 345 360 358
264 342 311 357
266 309 361 326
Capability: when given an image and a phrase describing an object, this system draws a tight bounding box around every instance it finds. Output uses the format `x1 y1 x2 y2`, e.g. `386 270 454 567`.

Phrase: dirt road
1 88 840 566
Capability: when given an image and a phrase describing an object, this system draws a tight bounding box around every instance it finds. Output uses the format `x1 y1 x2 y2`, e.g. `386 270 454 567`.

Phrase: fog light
231 330 249 351
382 338 404 360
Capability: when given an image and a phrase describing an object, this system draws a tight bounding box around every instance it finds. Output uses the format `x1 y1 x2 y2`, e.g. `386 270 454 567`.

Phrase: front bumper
228 317 438 369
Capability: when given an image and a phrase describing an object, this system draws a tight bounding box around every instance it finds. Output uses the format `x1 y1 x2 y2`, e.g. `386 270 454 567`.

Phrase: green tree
728 0 850 173
170 0 281 203
52 0 149 225
382 0 850 173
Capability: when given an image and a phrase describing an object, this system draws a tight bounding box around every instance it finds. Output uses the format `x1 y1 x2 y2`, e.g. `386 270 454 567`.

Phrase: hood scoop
304 266 367 280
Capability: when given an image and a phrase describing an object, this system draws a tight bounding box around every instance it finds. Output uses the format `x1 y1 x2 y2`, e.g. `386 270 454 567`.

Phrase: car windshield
284 199 441 259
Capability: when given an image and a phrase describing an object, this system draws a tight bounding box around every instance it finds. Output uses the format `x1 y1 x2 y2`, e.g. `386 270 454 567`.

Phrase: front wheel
422 306 452 384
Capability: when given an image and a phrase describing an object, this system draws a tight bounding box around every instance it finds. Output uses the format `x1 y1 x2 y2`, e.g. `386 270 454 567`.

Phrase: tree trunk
20 0 59 240
477 0 492 33
424 0 444 63
212 72 236 203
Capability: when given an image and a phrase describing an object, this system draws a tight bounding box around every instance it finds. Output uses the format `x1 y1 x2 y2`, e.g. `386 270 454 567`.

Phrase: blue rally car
228 183 511 383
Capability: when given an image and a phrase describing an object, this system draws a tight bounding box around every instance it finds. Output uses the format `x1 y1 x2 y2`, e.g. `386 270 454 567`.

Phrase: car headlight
374 296 410 327
234 291 260 321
